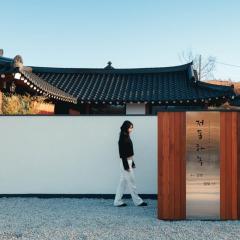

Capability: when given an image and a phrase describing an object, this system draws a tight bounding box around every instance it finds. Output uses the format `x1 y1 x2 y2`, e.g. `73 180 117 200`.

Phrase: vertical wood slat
238 113 240 218
0 90 2 114
157 112 186 220
220 112 240 220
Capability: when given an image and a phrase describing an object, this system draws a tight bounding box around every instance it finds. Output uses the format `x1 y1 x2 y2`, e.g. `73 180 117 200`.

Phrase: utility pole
199 54 202 81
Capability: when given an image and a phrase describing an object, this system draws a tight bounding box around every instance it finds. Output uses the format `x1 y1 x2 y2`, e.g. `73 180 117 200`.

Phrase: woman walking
114 120 148 207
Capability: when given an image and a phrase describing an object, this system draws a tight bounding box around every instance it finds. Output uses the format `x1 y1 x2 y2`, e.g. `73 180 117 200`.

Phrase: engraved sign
186 112 220 219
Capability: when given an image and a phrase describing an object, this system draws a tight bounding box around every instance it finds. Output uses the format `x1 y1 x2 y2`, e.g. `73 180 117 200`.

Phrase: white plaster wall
0 116 157 194
126 103 146 114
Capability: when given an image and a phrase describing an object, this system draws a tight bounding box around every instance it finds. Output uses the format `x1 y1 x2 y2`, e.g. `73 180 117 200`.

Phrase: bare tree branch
178 49 216 81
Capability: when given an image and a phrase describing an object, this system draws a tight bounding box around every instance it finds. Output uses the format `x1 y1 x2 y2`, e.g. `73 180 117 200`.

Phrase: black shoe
137 202 147 206
117 203 127 207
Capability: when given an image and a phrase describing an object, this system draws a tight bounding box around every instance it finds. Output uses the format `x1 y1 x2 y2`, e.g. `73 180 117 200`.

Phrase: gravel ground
0 198 239 240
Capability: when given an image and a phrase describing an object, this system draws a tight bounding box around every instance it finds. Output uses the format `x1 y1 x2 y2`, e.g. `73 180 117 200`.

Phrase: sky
1 0 240 81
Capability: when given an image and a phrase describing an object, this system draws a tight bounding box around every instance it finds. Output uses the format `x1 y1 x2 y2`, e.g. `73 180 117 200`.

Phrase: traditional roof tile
32 63 235 103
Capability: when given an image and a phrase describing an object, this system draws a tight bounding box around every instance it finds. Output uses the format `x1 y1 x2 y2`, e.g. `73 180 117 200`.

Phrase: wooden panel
238 113 240 218
69 108 80 115
0 90 2 114
220 112 240 220
157 112 186 220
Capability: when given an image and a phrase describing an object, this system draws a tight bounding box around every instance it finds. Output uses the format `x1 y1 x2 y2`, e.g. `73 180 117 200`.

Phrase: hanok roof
0 56 77 104
229 95 240 106
0 55 236 105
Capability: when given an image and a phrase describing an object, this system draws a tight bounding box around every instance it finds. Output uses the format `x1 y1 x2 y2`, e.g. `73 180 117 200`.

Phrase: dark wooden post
0 90 3 114
220 111 240 220
86 103 90 114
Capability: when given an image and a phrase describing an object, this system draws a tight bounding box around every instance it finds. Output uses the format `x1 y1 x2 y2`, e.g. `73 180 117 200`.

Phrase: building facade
0 54 236 115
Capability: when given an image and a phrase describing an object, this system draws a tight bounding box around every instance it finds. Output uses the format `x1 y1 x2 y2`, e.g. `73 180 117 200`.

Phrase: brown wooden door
158 112 186 220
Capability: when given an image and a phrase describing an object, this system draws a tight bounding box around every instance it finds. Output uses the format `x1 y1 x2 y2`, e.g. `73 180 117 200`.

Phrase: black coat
118 132 136 170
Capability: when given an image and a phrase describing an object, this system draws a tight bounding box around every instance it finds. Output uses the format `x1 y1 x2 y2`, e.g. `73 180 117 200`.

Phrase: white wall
0 116 157 194
126 103 146 114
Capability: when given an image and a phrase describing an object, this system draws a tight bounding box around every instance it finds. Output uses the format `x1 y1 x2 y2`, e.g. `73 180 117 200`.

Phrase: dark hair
119 120 133 137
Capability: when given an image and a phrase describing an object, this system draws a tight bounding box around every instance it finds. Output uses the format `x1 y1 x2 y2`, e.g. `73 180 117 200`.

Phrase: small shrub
1 92 51 115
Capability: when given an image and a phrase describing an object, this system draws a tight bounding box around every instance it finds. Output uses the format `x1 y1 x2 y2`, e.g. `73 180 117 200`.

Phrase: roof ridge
31 62 193 74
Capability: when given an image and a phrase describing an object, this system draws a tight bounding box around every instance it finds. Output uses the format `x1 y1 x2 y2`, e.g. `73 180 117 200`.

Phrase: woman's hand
132 161 136 168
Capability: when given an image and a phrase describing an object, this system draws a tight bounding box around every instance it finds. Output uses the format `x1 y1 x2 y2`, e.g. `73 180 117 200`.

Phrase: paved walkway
0 198 239 240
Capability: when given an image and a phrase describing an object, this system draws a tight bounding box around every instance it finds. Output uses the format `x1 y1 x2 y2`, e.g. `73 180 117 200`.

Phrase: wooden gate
157 111 240 220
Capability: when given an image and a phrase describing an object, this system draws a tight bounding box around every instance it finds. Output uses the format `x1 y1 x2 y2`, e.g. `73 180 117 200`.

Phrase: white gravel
0 197 239 240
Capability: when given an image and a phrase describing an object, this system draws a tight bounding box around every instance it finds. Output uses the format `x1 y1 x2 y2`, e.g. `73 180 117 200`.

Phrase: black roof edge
197 80 236 95
0 56 14 73
193 69 199 81
0 56 14 65
187 62 195 81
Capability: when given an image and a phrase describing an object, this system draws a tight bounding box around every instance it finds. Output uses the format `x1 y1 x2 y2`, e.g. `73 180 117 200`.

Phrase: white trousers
114 159 144 206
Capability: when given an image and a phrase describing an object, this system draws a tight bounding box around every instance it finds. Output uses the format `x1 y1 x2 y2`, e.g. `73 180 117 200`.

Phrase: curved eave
0 56 14 73
196 80 235 92
17 69 78 104
0 56 13 64
229 95 240 106
195 81 236 99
